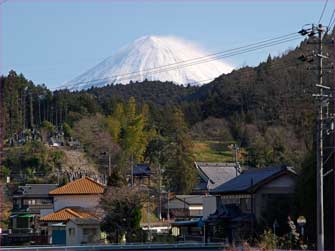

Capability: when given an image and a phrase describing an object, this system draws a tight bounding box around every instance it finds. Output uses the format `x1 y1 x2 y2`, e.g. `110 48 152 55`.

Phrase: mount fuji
62 36 234 90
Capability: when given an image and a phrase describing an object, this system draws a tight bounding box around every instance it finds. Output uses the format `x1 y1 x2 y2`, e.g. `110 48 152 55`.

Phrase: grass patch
193 140 234 162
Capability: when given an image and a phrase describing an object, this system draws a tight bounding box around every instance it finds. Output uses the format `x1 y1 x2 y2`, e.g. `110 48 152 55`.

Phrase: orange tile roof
39 207 95 222
49 177 105 195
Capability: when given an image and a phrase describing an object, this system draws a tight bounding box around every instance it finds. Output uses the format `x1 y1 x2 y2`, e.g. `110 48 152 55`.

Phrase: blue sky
1 0 334 89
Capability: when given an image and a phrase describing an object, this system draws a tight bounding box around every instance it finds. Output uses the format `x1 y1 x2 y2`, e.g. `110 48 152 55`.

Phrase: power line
55 34 302 90
93 36 301 88
5 33 299 73
59 34 300 89
318 0 329 24
327 10 335 29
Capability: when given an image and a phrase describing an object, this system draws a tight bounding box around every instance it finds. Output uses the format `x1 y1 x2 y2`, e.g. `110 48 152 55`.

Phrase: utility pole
167 190 170 221
298 23 332 250
131 154 134 186
158 151 162 221
315 24 325 251
232 144 241 176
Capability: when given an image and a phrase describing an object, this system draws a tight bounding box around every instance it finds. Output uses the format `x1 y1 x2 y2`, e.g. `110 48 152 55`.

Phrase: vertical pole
147 191 151 241
159 159 162 220
131 154 134 186
167 190 170 221
251 178 254 240
203 222 206 244
108 152 111 177
316 24 324 251
233 144 239 176
22 88 26 129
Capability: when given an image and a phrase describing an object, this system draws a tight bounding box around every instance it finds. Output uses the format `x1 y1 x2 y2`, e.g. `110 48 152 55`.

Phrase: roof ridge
83 176 105 188
49 176 105 195
65 208 82 218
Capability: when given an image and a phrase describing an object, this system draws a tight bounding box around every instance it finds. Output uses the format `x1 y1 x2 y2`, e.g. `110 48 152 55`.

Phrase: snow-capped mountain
62 36 233 90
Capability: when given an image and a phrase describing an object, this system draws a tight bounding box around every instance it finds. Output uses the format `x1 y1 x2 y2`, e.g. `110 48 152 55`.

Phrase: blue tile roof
210 165 296 194
133 164 152 176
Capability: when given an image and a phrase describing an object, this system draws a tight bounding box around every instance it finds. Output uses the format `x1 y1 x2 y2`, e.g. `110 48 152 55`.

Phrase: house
207 165 297 243
132 164 153 186
193 162 242 194
9 184 58 245
163 195 204 221
40 177 105 245
49 176 105 211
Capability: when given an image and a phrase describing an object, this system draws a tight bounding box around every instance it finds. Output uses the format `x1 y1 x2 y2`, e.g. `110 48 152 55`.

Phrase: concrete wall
66 221 101 245
66 221 78 245
202 196 216 220
53 195 101 211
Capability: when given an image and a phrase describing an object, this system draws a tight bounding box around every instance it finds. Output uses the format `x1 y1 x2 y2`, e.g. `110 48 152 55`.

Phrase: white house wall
66 221 101 245
166 199 190 210
53 195 101 211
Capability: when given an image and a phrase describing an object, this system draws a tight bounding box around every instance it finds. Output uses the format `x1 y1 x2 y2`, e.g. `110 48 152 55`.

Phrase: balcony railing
9 228 35 235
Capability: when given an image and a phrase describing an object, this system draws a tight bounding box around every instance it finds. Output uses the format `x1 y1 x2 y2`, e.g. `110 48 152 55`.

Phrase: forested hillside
2 34 333 169
1 33 333 242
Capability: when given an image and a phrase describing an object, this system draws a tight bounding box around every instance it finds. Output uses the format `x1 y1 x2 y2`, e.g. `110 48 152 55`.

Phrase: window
68 228 75 237
83 228 97 236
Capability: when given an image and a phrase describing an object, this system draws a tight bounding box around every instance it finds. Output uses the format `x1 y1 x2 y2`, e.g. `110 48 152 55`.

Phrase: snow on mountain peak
62 35 234 90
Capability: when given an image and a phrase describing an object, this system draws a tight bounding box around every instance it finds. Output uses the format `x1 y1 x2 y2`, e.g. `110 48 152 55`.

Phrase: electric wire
54 34 302 90
107 36 302 87
327 10 335 29
57 34 300 89
318 0 329 24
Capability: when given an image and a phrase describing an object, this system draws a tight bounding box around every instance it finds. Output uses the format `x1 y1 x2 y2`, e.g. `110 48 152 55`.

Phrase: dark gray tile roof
210 165 296 194
14 184 58 198
69 217 100 225
195 162 240 190
175 195 203 205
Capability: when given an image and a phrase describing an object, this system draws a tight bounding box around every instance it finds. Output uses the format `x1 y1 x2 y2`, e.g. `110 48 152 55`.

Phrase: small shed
66 218 101 245
132 164 152 186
